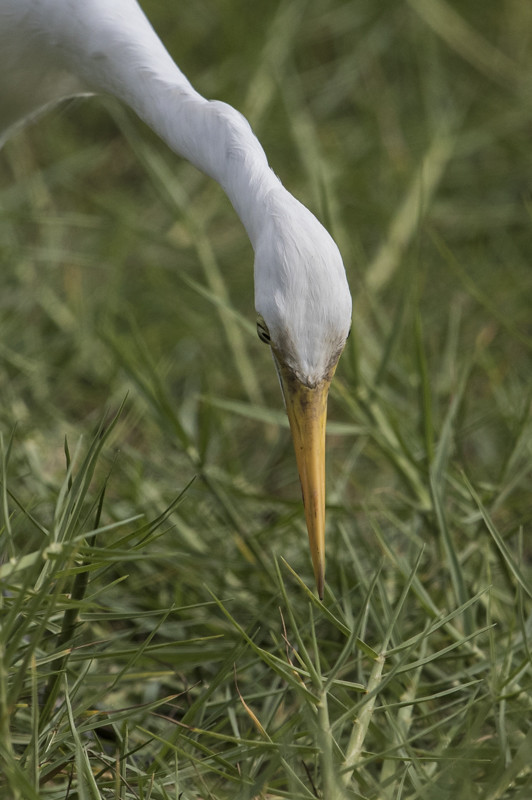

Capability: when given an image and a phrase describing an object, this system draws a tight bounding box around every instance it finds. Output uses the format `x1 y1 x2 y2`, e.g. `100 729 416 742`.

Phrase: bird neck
133 90 283 248
46 0 283 248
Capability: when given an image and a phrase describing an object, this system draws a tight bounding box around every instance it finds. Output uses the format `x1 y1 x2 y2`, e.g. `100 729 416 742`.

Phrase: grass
1 0 531 797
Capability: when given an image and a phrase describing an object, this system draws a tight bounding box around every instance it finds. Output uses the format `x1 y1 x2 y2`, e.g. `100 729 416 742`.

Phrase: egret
0 0 352 598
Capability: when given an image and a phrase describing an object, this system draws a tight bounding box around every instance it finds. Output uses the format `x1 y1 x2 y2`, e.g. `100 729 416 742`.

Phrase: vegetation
1 0 531 797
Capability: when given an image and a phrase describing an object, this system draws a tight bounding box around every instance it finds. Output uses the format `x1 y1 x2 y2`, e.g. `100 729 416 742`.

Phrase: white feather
0 0 352 386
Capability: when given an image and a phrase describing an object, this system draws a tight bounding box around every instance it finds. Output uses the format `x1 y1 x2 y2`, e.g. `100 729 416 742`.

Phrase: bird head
253 189 352 598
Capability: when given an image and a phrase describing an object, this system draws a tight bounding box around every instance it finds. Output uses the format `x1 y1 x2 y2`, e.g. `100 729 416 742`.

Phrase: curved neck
132 90 283 248
43 0 282 248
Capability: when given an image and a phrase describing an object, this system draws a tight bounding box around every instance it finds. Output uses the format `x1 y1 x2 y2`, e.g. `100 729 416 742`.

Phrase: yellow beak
275 358 332 600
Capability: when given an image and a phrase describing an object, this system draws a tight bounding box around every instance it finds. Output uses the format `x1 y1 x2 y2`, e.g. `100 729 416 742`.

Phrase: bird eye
256 316 271 345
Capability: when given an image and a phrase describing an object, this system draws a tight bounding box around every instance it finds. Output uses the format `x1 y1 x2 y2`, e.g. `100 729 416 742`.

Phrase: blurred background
1 0 530 577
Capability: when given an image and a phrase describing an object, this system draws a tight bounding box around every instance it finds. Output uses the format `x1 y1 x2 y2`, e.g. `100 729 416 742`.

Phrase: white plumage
0 0 352 596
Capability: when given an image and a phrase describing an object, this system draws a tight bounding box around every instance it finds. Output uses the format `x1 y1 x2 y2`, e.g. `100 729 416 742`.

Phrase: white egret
0 0 352 598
